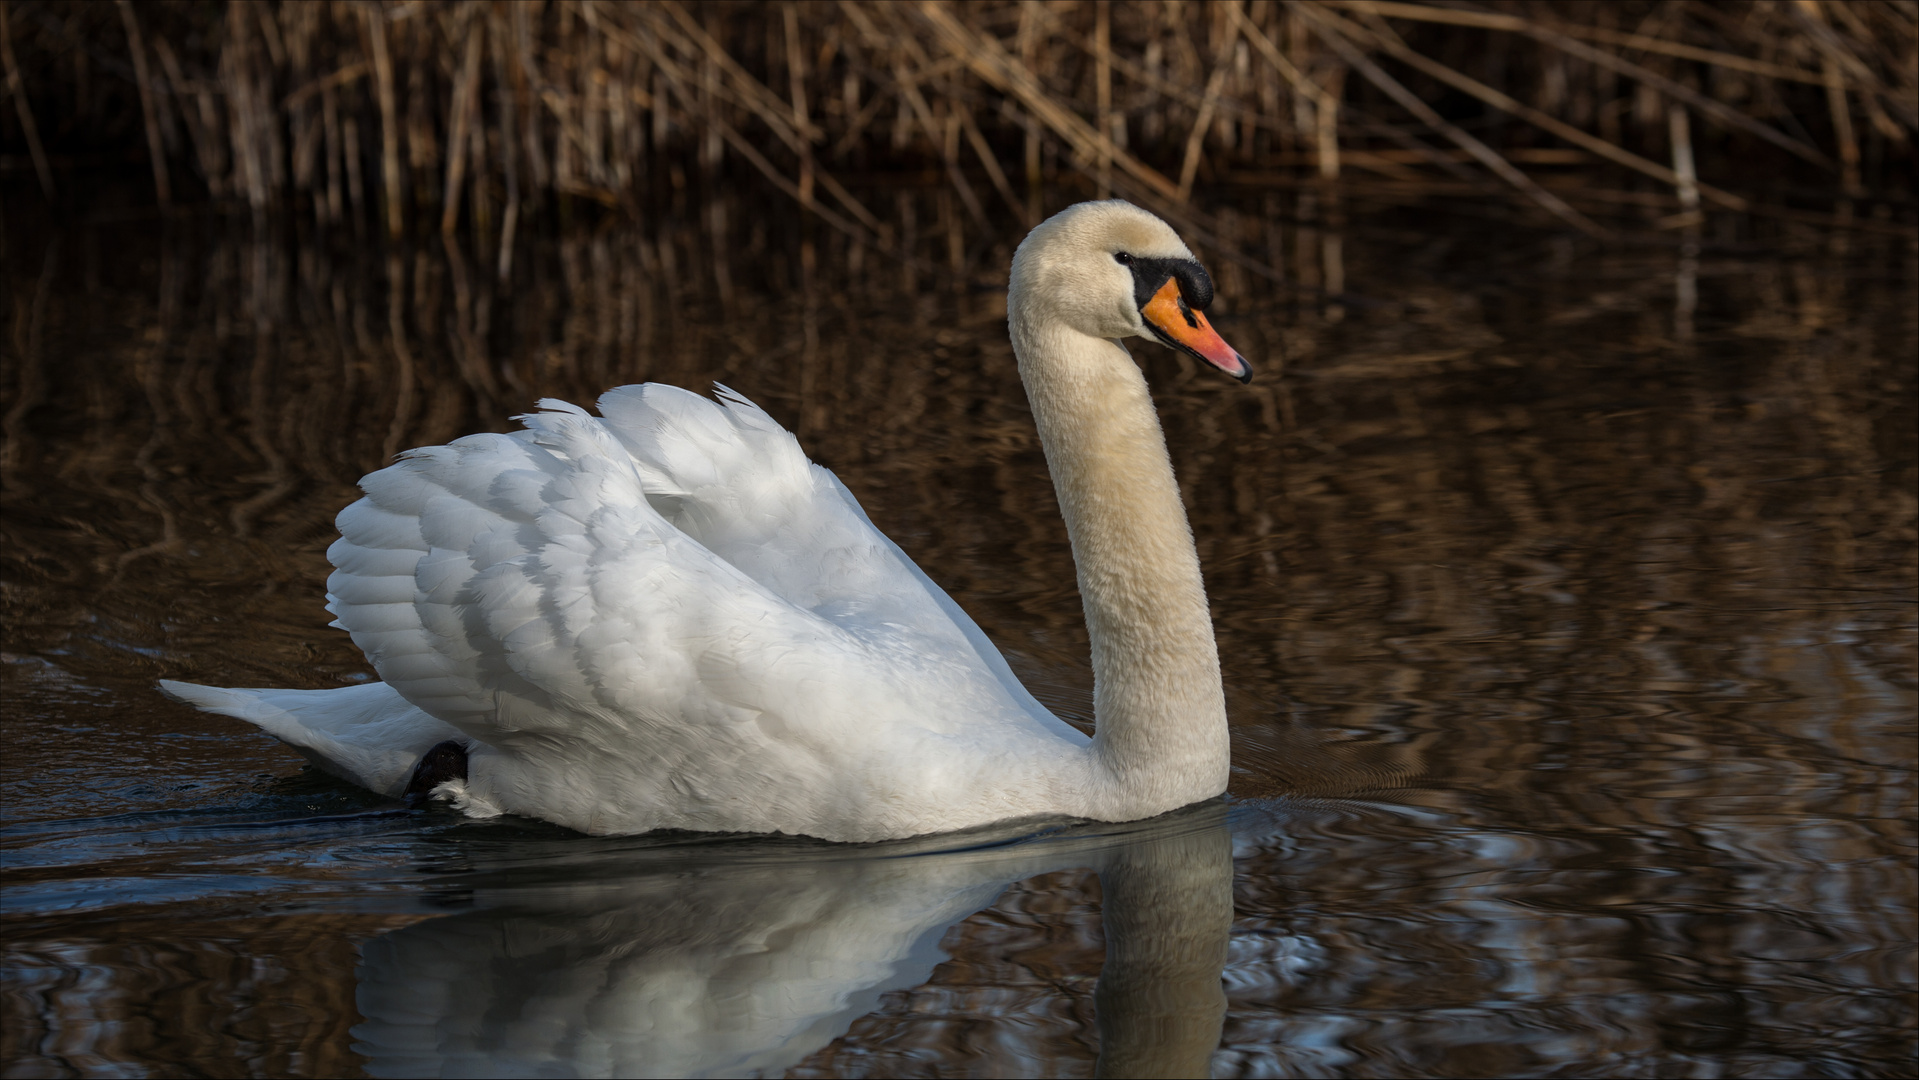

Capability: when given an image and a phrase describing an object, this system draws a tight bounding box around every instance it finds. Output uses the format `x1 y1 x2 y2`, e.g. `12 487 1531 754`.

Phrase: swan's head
1010 200 1251 383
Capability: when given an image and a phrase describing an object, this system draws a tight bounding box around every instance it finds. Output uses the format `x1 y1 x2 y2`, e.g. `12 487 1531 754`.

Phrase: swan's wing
596 384 1066 734
324 397 1066 830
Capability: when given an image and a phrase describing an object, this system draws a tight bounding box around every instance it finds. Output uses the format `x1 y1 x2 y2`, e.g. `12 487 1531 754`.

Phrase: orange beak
1141 277 1251 383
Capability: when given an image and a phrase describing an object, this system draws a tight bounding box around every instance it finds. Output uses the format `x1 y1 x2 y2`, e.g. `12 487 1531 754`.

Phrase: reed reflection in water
1 187 1914 1077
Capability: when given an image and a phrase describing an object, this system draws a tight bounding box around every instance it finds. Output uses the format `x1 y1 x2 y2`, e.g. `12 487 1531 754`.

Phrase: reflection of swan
161 200 1251 841
352 809 1231 1079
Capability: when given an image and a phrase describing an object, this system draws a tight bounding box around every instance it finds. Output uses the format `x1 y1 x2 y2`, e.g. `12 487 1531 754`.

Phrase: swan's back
318 385 1083 839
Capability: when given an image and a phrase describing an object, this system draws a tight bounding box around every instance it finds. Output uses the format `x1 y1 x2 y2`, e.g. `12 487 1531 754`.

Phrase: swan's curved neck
1012 317 1229 815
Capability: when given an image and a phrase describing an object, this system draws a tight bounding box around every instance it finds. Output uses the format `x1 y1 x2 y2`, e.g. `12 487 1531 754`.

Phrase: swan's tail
158 680 465 799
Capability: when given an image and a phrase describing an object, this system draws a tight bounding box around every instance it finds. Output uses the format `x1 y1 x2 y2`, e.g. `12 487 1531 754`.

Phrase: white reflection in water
351 805 1232 1079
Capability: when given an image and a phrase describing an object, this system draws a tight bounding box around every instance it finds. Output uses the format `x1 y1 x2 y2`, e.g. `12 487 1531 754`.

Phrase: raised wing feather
325 388 1067 814
597 384 1063 732
598 384 947 621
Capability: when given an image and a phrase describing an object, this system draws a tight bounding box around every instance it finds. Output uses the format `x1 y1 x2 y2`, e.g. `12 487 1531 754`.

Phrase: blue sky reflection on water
2 199 1914 1077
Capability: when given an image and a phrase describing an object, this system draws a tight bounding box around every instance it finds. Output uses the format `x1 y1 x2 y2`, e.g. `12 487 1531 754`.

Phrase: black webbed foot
403 740 469 809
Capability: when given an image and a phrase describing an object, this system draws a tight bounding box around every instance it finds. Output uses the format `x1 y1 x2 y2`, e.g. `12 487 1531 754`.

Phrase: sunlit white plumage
162 200 1249 842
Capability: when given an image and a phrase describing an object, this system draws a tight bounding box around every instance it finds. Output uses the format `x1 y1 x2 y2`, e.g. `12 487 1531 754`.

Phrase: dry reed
3 0 1914 267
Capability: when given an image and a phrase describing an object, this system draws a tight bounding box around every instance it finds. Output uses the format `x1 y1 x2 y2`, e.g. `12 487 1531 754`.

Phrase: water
3 189 1914 1077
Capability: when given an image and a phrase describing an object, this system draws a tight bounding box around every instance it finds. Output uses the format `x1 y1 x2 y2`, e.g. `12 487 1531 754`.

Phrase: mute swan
161 200 1251 842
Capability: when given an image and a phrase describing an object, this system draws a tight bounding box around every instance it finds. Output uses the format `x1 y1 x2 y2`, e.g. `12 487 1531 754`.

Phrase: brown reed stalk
1319 5 1756 214
6 0 1913 264
440 10 483 235
365 6 402 240
920 2 1182 203
957 99 1029 227
1666 103 1702 230
1095 0 1113 198
1176 3 1238 203
1433 3 1836 169
1292 1 1607 237
1228 4 1339 179
116 0 170 208
2 0 53 200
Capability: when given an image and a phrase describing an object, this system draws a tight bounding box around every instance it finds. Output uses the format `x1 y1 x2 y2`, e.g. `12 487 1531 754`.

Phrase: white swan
161 200 1251 843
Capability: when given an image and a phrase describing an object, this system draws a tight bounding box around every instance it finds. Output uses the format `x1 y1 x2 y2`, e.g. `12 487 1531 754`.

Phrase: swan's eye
1114 252 1133 265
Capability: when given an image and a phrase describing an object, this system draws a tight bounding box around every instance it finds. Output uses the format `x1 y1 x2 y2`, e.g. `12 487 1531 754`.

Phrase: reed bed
5 0 1915 269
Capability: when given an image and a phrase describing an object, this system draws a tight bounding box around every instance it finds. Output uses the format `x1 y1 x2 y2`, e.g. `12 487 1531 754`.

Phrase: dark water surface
3 195 1914 1078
